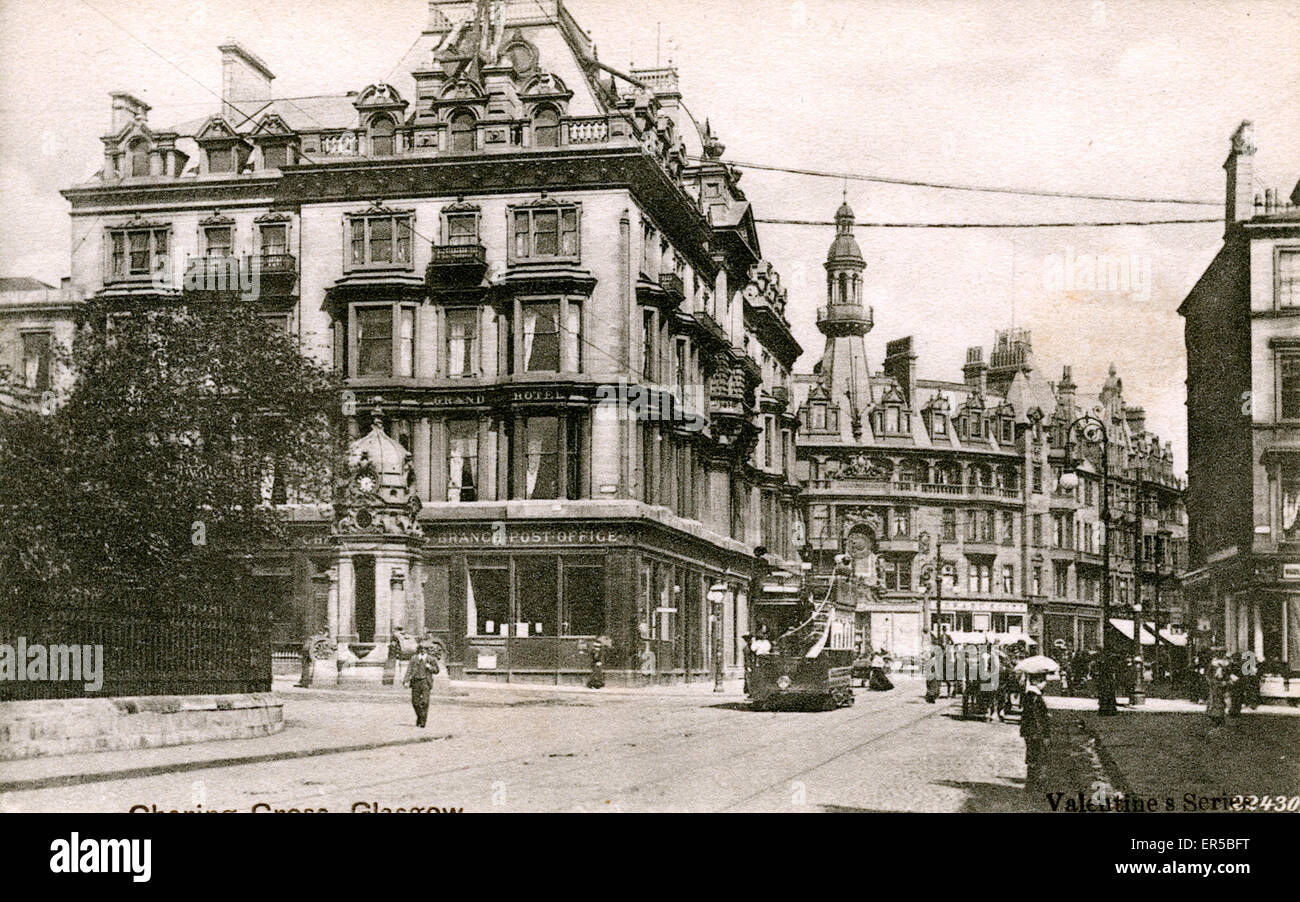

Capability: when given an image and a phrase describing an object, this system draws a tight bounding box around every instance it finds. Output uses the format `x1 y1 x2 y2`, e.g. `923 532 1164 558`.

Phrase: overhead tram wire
692 156 1223 207
754 216 1222 229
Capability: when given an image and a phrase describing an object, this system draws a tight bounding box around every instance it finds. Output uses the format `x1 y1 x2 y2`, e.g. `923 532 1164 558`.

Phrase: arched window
128 138 150 177
838 272 848 304
370 116 395 156
450 110 476 153
533 106 559 147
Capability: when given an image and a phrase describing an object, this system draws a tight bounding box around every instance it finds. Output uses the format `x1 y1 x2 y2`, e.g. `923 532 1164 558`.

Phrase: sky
2 0 1298 475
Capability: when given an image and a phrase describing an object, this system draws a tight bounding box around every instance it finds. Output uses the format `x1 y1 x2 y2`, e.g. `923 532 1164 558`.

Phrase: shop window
348 213 413 269
22 331 52 391
447 418 478 502
515 557 557 637
562 559 605 636
467 566 509 636
510 205 579 262
445 308 479 377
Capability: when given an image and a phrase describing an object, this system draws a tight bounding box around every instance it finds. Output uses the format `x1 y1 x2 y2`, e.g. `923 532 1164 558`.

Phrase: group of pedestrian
1203 647 1260 726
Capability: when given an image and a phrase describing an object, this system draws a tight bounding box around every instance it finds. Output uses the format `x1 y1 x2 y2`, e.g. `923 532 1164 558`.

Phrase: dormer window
261 143 290 169
533 106 560 148
369 115 396 156
450 110 476 153
207 147 236 174
127 138 150 177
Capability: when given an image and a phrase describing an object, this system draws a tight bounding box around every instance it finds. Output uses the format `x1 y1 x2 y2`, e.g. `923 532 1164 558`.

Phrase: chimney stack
109 92 150 134
962 346 987 394
1224 120 1256 225
884 336 918 405
219 42 274 118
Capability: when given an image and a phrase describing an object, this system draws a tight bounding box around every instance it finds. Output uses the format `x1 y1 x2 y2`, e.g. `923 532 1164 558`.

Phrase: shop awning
1108 618 1157 646
1158 628 1187 647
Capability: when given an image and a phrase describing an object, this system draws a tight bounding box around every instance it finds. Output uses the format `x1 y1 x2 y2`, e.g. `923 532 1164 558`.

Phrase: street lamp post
1059 412 1118 716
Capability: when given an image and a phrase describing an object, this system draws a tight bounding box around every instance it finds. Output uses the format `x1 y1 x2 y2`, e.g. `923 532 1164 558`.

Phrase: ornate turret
818 199 872 338
808 200 874 442
334 405 422 537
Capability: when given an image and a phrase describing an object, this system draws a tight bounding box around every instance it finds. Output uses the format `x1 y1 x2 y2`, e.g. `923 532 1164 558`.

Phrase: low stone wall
0 693 283 760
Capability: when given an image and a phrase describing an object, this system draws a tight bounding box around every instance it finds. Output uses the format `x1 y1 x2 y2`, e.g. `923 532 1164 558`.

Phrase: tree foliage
0 299 343 618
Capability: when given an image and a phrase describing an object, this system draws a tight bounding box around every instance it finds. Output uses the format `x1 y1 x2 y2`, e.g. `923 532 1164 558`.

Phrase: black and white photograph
0 0 1296 884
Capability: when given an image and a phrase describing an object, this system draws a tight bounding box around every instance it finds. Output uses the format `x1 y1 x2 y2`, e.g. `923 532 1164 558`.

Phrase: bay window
352 303 415 378
517 298 582 373
447 418 479 502
445 308 479 377
513 412 585 500
968 562 992 594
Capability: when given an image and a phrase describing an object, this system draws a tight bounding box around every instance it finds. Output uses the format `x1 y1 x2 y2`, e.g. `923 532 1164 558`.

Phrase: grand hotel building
61 0 802 684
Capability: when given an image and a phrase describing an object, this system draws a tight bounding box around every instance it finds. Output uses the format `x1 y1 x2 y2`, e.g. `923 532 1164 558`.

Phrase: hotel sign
1282 563 1300 580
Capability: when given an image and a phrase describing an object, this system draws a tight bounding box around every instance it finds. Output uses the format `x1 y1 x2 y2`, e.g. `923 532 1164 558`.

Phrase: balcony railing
562 114 635 146
658 271 685 300
427 243 488 288
807 478 1019 501
182 255 243 297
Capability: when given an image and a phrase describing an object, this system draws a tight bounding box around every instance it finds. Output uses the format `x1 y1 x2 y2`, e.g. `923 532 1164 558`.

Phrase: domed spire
826 198 864 268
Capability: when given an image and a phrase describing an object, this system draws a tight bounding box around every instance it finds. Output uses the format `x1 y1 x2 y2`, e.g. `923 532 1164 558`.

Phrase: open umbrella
1014 655 1061 675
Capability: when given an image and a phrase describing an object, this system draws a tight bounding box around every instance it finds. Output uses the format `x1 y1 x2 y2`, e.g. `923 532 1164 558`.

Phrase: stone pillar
337 554 356 642
414 418 431 501
374 557 393 645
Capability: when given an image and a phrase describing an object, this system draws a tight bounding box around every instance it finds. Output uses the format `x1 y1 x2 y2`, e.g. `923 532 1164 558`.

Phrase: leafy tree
0 299 343 688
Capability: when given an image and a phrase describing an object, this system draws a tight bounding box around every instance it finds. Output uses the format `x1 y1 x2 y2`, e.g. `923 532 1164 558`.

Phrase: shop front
419 517 754 685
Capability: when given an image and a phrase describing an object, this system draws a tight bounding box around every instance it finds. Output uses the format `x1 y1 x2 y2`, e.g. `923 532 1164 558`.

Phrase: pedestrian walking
923 639 941 703
1020 672 1051 793
296 630 328 688
1205 648 1229 727
586 636 607 689
402 643 438 728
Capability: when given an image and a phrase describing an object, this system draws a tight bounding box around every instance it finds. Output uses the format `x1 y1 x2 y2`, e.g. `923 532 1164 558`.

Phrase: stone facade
58 0 802 685
796 204 1188 663
1180 120 1300 702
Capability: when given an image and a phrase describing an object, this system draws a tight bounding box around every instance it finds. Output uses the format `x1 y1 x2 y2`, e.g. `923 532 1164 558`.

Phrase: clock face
357 475 376 493
846 532 871 557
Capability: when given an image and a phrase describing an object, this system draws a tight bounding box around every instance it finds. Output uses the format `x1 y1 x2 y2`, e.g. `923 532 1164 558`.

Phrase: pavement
7 678 1288 812
1 678 1058 812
